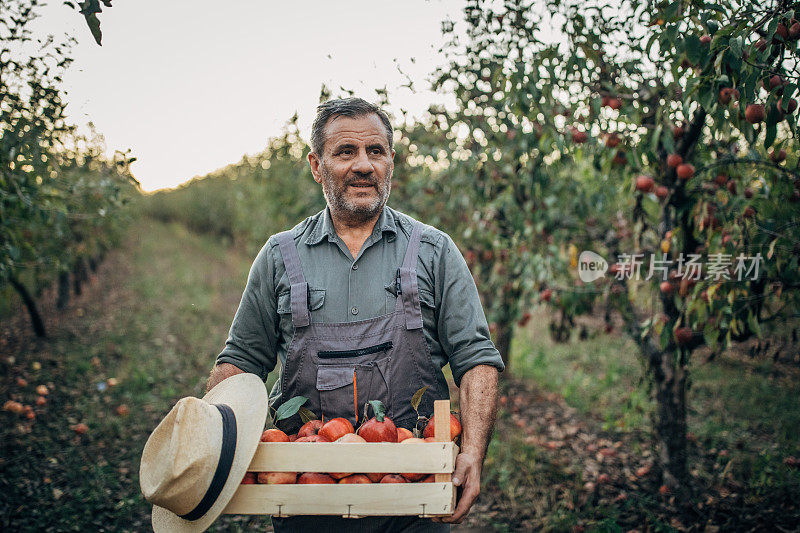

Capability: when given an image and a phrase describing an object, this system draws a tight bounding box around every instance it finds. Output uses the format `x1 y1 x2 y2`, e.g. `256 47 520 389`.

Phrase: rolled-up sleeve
435 233 505 387
215 239 278 381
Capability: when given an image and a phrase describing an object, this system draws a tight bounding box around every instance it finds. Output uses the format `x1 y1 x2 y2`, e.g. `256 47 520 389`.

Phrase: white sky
28 1 466 191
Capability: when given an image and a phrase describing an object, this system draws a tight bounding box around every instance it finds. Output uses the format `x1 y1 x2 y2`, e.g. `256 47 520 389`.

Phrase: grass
0 219 273 531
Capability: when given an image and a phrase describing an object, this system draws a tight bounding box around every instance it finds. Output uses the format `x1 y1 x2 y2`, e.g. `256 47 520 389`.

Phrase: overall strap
397 221 424 330
275 231 310 328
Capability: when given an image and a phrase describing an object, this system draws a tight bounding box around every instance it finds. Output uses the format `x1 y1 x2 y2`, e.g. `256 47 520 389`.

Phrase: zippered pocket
318 341 393 359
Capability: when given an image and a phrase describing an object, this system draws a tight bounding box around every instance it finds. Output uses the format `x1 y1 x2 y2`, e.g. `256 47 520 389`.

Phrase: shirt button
352 263 358 270
351 307 359 315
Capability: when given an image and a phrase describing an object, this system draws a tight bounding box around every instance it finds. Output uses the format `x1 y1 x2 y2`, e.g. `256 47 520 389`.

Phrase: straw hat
139 373 268 532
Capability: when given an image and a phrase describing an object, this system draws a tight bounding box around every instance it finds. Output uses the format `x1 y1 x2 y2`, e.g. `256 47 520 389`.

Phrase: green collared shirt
216 205 504 404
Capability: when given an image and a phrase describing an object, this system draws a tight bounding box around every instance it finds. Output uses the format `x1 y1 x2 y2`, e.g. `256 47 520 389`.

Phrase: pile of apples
242 411 461 485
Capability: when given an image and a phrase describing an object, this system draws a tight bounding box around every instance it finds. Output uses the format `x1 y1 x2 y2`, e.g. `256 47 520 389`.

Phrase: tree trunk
57 270 70 310
72 260 83 295
649 347 690 494
494 320 513 369
9 276 46 337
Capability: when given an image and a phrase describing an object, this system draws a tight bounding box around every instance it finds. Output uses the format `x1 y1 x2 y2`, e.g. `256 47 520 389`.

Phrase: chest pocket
384 284 435 314
277 288 326 317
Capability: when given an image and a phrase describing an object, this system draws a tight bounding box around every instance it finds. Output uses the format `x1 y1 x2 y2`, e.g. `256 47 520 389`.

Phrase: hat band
179 403 237 521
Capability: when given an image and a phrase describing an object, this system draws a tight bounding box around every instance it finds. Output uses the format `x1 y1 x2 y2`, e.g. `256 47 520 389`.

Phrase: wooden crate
223 400 458 517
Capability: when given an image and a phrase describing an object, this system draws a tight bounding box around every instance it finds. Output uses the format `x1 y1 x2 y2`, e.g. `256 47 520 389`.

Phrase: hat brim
150 373 268 532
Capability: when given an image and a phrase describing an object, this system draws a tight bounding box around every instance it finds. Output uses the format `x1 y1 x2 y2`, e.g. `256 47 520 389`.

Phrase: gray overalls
273 220 449 433
271 221 452 532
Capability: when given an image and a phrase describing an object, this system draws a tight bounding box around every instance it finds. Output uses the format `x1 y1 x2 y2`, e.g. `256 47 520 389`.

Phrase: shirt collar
305 205 397 245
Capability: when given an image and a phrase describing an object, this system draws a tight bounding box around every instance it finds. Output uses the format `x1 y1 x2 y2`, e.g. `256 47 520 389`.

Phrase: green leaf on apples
275 396 308 422
367 400 386 422
298 407 317 424
411 386 429 412
764 106 780 149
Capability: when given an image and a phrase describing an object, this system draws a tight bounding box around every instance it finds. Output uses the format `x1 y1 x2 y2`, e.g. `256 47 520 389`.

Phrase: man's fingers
451 456 470 486
442 481 479 523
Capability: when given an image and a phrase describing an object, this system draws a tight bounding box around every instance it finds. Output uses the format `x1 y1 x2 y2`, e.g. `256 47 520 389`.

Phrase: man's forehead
324 114 388 146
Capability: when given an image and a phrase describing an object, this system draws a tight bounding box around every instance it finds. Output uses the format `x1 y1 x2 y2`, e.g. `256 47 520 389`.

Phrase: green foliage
1 1 139 319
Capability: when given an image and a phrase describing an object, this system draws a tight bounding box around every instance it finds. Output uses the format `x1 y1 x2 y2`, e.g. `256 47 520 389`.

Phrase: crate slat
223 483 455 517
248 442 457 473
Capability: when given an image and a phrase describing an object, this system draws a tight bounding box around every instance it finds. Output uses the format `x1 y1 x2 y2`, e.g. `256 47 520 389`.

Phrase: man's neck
329 206 383 258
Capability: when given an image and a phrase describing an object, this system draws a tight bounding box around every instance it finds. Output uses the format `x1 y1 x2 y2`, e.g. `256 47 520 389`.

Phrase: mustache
346 178 378 187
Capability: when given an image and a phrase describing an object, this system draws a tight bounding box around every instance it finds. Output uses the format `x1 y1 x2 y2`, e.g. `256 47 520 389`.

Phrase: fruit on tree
714 174 728 186
261 428 290 442
672 124 685 139
776 23 789 41
770 148 787 163
116 404 129 416
745 104 765 123
779 97 798 114
318 417 354 442
743 206 755 218
298 419 324 437
635 175 655 192
666 154 682 167
790 22 800 39
699 34 711 44
423 413 462 441
36 385 48 395
570 128 588 143
718 87 740 104
769 75 785 91
655 186 669 199
297 473 336 484
659 281 674 295
72 423 89 434
674 327 694 347
676 164 695 180
755 38 768 51
257 471 297 484
744 187 754 198
605 133 621 148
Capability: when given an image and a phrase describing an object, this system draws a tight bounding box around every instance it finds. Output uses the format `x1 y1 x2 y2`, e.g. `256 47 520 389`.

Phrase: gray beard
320 164 392 225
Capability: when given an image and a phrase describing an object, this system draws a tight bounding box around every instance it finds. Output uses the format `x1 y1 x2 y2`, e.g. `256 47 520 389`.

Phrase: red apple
676 164 695 180
380 474 407 483
318 417 354 442
240 472 257 484
261 428 290 442
297 473 336 484
396 427 414 442
423 413 462 441
298 419 324 437
745 104 766 124
338 474 372 484
257 471 297 484
666 154 682 167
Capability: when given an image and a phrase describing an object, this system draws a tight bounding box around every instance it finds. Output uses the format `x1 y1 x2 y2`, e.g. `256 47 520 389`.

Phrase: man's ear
308 151 322 184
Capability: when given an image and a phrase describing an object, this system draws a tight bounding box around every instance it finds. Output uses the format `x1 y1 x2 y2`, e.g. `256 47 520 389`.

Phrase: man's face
309 113 395 224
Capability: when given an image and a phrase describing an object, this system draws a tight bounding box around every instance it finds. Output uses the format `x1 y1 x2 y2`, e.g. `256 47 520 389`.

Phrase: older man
206 97 504 532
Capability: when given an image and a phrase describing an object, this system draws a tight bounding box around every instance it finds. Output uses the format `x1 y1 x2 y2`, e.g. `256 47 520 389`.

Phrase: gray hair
310 97 393 156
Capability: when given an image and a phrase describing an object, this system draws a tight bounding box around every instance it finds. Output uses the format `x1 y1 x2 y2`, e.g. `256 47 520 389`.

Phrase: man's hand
436 452 483 523
205 363 245 393
433 364 499 524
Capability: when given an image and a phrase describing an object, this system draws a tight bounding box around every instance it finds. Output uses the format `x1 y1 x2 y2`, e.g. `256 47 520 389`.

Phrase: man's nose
351 149 373 174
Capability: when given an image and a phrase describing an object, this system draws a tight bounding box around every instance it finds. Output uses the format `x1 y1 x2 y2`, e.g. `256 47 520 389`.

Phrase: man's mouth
349 182 375 189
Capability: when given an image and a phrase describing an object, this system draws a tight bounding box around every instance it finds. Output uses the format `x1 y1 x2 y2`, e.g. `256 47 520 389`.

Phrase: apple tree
415 0 800 494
